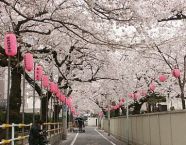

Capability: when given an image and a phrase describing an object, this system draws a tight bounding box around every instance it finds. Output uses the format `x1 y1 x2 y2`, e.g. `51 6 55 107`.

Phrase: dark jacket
29 124 42 145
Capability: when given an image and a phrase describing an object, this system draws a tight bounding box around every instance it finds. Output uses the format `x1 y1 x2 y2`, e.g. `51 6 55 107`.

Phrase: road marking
70 133 79 145
94 128 116 145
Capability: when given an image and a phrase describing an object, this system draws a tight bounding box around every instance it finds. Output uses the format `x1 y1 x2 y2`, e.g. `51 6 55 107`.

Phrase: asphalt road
58 127 126 145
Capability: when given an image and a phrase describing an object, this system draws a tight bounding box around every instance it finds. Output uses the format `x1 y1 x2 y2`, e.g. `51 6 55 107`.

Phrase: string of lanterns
4 33 76 117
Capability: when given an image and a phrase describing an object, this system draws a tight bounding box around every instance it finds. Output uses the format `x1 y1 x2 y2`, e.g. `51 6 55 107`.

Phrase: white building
87 117 98 126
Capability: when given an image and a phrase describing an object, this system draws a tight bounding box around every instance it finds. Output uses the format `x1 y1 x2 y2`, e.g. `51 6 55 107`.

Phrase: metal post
126 95 129 145
60 101 63 139
69 107 71 129
6 56 11 139
22 69 26 145
40 79 43 121
46 88 48 123
46 88 48 136
54 97 56 123
11 123 15 145
67 106 69 129
57 99 59 122
50 96 53 122
33 63 36 124
49 123 51 137
62 96 67 140
108 97 110 136
54 97 56 134
58 122 60 134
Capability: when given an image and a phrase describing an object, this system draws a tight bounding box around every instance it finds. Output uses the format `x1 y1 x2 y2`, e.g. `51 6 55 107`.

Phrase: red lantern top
4 33 17 56
24 53 33 72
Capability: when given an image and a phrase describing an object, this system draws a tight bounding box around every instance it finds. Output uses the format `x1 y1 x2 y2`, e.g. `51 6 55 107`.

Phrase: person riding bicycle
78 118 84 132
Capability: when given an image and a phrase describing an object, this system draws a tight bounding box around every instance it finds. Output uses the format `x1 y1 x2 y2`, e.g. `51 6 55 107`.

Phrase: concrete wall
88 117 98 126
102 110 186 145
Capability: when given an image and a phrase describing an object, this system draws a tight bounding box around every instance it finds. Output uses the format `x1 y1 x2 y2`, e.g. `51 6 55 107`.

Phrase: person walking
29 120 43 145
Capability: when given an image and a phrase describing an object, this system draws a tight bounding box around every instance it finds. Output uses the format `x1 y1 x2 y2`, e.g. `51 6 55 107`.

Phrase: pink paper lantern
42 75 49 88
121 98 125 102
53 83 58 94
133 92 139 100
69 97 72 104
116 105 120 109
159 74 167 82
49 82 56 93
71 109 75 114
140 90 147 96
35 65 43 81
172 69 180 78
128 93 134 99
60 95 66 102
149 83 156 92
56 91 61 98
24 53 33 71
4 33 17 56
66 99 71 107
119 101 123 106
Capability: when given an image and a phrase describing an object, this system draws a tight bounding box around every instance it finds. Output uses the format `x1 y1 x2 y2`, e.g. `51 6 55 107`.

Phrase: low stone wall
102 110 186 145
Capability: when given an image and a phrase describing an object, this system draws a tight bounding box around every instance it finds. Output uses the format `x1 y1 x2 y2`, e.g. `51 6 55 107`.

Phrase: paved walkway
58 127 126 145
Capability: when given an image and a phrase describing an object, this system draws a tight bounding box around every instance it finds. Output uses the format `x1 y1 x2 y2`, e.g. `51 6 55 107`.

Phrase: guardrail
0 123 32 145
0 122 63 145
43 122 63 137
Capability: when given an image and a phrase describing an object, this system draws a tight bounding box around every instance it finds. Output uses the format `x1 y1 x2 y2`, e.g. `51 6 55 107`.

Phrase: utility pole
106 93 111 136
126 94 129 145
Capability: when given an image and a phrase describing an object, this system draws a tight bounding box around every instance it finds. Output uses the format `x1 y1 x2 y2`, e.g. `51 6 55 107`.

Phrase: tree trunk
133 103 142 114
147 103 151 113
53 104 61 122
41 91 52 122
0 68 22 141
181 92 185 109
41 97 47 122
62 103 67 140
9 68 22 123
